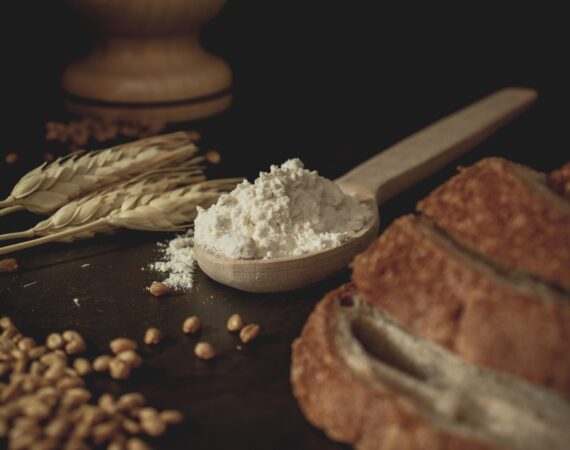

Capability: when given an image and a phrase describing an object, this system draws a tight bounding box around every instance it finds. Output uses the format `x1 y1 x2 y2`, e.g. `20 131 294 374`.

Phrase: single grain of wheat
144 327 163 345
194 342 216 360
110 338 138 354
240 324 261 344
227 314 244 332
182 316 201 334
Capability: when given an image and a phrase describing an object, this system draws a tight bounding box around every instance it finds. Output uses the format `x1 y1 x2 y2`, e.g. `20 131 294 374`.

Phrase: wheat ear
0 132 198 215
0 167 208 243
0 178 241 256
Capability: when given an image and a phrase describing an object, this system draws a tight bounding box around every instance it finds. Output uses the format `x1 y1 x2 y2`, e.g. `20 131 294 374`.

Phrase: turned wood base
62 0 232 123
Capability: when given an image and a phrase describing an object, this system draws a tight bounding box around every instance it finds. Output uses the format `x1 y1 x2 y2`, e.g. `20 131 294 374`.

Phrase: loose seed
127 437 151 450
143 327 162 345
27 346 46 359
194 342 216 360
65 339 86 355
62 330 82 343
239 323 261 344
98 393 117 414
11 348 26 360
0 258 19 273
122 418 140 434
41 350 67 364
9 433 36 449
116 350 143 369
109 358 131 380
0 316 14 329
116 393 145 411
160 410 183 425
18 337 36 351
44 416 70 439
227 314 244 332
108 436 128 450
5 153 18 164
35 386 58 401
44 361 66 380
110 338 138 354
138 407 158 421
2 324 18 339
149 281 170 297
73 358 92 376
56 376 85 392
93 355 113 372
182 316 201 334
21 398 51 419
46 333 64 350
92 421 120 445
140 416 166 437
61 387 91 408
205 149 221 164
80 405 105 426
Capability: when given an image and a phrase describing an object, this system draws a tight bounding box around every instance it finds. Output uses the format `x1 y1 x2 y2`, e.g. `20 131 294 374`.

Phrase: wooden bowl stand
62 0 232 123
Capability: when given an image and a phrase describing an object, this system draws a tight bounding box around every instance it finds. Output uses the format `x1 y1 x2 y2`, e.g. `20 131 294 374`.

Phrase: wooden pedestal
62 0 232 123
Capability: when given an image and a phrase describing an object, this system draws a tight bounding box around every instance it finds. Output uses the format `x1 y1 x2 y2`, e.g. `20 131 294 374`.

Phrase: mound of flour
194 159 372 259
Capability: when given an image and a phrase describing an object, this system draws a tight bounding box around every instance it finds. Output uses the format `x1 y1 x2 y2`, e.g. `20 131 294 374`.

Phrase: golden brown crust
291 284 496 450
416 157 570 289
351 215 570 396
548 162 570 200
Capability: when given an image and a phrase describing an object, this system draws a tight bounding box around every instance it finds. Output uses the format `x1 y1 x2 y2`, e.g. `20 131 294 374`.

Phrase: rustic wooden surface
1 108 565 449
1 3 569 448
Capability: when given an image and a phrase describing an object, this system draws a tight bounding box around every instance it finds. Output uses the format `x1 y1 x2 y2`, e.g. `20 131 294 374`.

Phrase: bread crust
548 162 570 200
291 284 495 450
416 158 570 289
351 215 570 396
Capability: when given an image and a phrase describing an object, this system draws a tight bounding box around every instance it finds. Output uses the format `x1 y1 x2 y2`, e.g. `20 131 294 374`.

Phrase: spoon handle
335 87 537 205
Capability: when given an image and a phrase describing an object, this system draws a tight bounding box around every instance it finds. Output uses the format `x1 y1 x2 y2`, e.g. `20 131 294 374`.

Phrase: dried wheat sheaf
0 132 198 215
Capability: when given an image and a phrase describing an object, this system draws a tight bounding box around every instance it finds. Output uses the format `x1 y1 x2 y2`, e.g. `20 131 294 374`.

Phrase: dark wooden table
1 3 569 448
1 97 567 450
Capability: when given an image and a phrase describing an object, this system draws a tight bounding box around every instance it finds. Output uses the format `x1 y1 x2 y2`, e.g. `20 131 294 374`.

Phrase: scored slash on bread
291 285 570 450
416 157 570 290
352 215 570 396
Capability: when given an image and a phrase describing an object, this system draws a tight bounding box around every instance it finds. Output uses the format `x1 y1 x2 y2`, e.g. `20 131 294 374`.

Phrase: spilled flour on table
149 233 196 291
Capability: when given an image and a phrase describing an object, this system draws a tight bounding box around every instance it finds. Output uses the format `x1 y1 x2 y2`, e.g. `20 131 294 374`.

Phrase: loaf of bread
292 157 570 449
352 215 570 395
416 158 570 289
548 162 570 200
291 285 570 450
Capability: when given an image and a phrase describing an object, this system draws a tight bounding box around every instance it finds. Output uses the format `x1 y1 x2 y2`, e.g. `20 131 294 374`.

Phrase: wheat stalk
0 178 241 256
0 167 209 242
0 132 198 215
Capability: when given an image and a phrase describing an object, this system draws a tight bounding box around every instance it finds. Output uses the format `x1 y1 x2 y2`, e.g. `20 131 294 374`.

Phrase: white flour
149 234 196 290
194 159 372 259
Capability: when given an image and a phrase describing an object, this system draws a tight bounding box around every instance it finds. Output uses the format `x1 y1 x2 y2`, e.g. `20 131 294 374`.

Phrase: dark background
1 3 569 450
1 2 568 185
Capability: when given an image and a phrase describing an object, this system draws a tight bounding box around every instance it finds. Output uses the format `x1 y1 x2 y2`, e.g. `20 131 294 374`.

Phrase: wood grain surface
1 3 569 447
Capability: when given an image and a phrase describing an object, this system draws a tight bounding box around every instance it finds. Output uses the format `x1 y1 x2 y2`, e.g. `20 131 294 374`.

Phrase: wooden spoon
194 87 537 293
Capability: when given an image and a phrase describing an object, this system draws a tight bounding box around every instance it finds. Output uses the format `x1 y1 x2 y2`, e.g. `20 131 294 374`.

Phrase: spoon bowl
194 88 537 293
195 193 379 293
